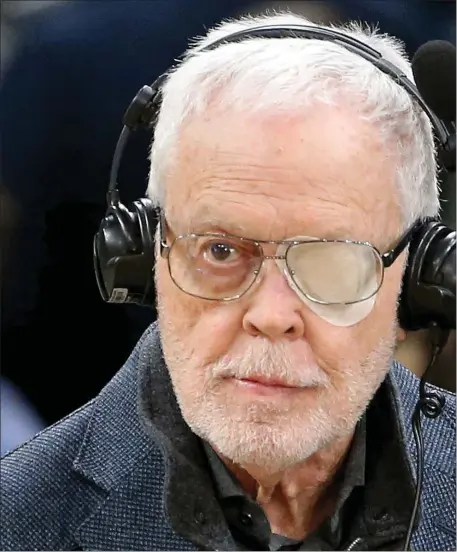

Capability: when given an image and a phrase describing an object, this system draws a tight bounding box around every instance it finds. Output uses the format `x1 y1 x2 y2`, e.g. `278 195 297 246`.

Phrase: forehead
166 104 400 241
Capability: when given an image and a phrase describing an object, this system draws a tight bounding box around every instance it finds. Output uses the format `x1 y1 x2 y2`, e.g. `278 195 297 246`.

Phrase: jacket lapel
71 324 235 551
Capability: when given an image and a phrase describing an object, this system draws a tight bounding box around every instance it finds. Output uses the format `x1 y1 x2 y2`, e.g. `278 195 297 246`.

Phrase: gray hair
147 12 439 228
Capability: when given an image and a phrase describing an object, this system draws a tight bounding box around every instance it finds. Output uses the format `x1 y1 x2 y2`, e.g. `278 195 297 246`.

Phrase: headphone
93 24 456 333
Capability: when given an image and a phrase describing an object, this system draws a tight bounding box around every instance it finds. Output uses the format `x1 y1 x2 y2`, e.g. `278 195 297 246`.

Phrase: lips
237 376 297 388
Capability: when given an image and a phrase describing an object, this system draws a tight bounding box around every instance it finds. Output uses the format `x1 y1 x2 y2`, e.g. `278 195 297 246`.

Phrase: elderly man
1 12 455 552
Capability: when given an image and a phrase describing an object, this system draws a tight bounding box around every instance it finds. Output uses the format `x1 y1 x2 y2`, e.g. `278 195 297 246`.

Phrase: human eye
200 238 243 265
191 236 260 278
173 235 261 298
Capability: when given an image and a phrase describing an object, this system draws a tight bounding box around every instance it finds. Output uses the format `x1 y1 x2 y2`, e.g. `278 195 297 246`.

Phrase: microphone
412 40 456 170
412 40 456 122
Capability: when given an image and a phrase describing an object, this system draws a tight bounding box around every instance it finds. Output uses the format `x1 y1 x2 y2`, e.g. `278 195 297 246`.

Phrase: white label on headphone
109 288 129 303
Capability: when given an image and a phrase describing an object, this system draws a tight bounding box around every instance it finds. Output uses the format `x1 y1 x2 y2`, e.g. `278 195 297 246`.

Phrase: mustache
207 339 330 388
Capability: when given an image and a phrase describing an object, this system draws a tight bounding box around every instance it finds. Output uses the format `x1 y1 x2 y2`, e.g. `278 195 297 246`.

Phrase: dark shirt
203 418 366 551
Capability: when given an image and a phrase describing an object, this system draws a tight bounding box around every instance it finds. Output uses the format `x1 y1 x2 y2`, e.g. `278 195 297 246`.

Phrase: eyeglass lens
286 241 382 304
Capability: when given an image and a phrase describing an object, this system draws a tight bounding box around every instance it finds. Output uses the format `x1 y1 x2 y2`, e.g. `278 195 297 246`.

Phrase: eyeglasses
159 212 419 305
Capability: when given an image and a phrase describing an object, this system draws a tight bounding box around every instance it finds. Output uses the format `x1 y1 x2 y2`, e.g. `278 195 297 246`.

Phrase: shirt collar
203 415 366 506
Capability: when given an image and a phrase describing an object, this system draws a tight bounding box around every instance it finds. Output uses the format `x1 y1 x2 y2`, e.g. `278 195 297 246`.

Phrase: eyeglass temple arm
381 221 423 267
157 209 171 259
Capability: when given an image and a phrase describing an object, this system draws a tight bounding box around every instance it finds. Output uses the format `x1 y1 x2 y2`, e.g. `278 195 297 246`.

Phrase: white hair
147 11 439 228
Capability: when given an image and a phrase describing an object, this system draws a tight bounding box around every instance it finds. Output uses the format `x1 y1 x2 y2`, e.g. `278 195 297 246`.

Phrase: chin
180 391 351 472
201 418 331 473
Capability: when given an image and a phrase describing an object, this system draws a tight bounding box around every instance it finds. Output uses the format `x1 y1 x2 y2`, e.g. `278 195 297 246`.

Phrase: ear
397 327 407 342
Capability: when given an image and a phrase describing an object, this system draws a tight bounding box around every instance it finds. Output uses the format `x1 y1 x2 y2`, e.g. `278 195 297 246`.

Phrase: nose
242 264 305 339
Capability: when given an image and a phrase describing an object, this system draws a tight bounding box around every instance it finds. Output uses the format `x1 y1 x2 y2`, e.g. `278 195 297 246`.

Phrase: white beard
159 314 397 474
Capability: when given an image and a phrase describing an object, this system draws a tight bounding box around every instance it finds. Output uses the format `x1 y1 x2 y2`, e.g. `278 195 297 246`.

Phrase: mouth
225 375 306 398
236 375 298 388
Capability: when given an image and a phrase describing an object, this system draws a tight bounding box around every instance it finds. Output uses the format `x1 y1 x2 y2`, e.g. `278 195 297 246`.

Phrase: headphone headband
122 24 449 146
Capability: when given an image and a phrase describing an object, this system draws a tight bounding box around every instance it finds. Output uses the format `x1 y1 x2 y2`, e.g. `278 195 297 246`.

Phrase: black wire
404 403 424 550
403 326 447 551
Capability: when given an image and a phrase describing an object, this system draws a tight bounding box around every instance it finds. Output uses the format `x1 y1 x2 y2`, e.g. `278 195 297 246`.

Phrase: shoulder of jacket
0 400 99 551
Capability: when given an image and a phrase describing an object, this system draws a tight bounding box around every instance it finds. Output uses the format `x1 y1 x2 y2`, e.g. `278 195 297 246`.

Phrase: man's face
155 103 405 473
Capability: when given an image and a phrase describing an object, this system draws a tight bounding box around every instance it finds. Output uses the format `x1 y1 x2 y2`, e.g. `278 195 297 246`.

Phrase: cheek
300 263 403 376
302 317 368 378
156 259 244 364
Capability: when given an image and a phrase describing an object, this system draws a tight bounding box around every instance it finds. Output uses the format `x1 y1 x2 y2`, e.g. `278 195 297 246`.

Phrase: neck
219 432 355 540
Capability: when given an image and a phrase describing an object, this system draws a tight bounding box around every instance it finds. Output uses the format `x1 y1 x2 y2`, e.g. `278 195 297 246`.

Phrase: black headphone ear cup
399 221 456 331
93 202 137 302
131 198 158 305
398 226 423 332
93 200 157 306
134 198 157 253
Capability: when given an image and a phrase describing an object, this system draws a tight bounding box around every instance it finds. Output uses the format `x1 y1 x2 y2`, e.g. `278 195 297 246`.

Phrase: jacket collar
72 323 235 550
72 324 155 491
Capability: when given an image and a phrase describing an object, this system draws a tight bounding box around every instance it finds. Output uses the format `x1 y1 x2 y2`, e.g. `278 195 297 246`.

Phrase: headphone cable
403 324 448 550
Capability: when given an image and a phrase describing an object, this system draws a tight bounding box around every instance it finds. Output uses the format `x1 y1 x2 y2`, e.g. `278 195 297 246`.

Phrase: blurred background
1 0 455 455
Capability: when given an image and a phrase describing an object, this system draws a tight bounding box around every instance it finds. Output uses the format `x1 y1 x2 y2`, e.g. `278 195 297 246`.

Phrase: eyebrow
173 199 373 241
184 216 252 237
173 214 366 245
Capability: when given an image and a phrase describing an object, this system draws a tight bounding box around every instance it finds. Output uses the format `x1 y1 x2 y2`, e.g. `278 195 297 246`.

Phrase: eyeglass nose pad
275 236 321 300
274 242 298 292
